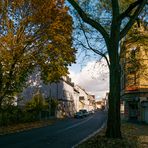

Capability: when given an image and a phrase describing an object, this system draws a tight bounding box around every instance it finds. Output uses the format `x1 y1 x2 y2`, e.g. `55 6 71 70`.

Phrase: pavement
0 111 107 148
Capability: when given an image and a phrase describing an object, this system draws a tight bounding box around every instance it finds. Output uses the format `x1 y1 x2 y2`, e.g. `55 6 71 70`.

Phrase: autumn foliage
0 0 75 107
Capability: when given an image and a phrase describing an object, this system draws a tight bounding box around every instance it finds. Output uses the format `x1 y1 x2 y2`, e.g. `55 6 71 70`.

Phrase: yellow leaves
53 35 66 43
0 1 2 14
30 0 60 24
119 0 136 12
8 19 13 28
0 0 76 96
11 0 25 8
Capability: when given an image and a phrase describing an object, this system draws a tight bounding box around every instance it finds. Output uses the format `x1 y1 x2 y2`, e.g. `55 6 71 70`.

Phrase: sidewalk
76 122 148 148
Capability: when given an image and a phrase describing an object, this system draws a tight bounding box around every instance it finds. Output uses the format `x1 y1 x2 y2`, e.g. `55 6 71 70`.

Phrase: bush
46 98 58 116
0 92 51 126
25 92 49 120
0 105 23 126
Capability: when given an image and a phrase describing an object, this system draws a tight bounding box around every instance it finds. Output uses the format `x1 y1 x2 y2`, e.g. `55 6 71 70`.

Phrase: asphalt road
0 111 107 148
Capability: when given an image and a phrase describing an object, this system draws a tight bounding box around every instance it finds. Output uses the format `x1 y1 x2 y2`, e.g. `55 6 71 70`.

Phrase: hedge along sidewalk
76 122 148 148
0 118 56 136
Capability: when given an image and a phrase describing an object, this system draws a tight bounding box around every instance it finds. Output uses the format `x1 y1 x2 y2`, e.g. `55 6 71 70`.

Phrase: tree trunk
105 60 122 138
0 96 4 110
105 2 122 137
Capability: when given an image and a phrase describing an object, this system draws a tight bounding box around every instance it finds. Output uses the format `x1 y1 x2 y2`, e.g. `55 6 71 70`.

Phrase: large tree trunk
105 44 122 138
105 5 121 137
105 61 122 138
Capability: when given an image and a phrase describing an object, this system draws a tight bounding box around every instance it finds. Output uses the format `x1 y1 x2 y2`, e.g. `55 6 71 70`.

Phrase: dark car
79 109 89 117
74 111 84 118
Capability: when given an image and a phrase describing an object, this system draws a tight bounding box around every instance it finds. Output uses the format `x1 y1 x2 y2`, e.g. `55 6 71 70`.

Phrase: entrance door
129 102 138 119
144 107 148 123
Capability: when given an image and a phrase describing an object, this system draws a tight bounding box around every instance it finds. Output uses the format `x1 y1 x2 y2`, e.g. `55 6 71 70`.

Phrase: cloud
69 58 109 99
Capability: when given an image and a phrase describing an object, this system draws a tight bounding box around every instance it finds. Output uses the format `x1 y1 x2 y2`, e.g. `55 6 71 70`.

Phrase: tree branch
119 0 141 21
67 0 110 45
120 0 147 39
79 20 110 67
111 0 120 18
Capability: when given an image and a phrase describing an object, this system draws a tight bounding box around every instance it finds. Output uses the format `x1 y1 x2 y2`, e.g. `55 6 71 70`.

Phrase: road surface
0 111 107 148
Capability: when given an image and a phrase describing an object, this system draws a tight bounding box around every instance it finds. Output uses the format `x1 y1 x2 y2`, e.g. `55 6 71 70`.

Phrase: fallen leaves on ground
77 123 148 148
0 119 56 135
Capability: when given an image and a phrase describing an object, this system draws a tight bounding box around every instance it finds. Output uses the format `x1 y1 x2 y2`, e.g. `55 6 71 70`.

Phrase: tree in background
67 0 147 138
25 92 49 120
47 98 58 116
0 0 76 108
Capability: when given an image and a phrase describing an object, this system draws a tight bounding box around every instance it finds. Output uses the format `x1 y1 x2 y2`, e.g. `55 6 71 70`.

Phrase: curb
72 120 107 148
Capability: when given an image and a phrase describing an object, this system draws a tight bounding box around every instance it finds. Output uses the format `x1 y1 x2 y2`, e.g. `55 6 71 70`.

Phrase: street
0 111 107 148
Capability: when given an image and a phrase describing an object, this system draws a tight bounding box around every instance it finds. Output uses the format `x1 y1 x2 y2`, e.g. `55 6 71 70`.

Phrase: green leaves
25 92 48 113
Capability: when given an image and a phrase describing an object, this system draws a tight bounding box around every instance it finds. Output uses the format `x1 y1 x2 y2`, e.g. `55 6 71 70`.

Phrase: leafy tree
47 98 58 116
25 91 48 119
67 0 147 138
0 0 76 108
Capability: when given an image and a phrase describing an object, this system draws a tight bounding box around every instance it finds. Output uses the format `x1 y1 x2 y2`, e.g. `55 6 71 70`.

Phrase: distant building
95 101 102 109
88 95 96 111
74 85 95 111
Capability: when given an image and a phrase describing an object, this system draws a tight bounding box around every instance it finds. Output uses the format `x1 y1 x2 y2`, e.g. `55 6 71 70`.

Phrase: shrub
24 92 49 120
0 92 51 126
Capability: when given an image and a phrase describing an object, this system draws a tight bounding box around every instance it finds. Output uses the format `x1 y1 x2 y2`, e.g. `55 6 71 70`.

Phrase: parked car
89 110 95 114
74 111 84 118
79 109 89 117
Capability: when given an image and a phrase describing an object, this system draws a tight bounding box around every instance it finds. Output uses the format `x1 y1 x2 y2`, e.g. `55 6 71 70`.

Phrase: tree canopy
0 0 76 107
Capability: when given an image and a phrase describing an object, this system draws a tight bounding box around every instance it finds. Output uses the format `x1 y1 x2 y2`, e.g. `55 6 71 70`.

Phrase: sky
68 56 109 100
66 1 110 100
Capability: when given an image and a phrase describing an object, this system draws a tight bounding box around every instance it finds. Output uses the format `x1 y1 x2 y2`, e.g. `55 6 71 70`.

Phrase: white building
74 85 95 111
19 73 95 118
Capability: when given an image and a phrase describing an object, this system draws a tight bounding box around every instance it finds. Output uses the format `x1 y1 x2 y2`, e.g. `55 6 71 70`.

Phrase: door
129 102 138 119
144 107 148 123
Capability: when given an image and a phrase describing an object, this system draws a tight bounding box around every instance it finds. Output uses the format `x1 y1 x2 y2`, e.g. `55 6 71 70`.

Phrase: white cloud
69 58 109 99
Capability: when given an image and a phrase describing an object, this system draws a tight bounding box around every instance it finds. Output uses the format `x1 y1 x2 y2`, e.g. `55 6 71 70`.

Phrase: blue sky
66 1 109 99
69 51 99 73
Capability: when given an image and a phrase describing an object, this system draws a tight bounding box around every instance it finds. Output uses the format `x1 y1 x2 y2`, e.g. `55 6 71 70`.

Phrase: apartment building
120 22 148 123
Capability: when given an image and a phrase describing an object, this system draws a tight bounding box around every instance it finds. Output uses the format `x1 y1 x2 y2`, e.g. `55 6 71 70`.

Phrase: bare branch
120 0 147 39
67 0 110 45
118 0 141 21
78 19 110 67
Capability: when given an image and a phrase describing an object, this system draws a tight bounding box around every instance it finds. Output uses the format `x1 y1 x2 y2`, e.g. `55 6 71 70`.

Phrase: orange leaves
0 0 76 101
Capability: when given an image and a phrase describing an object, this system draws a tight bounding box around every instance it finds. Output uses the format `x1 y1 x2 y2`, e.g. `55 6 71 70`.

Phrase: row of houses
18 75 96 118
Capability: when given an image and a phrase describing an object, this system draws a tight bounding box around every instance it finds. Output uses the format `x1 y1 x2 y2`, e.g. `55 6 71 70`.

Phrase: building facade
75 85 90 111
19 74 96 118
120 23 148 123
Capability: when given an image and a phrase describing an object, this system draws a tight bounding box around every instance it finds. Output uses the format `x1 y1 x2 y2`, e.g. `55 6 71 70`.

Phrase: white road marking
56 116 93 134
72 119 107 148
